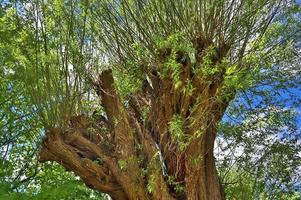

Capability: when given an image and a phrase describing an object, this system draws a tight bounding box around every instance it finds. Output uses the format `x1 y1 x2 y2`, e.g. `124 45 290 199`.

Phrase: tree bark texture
39 39 233 200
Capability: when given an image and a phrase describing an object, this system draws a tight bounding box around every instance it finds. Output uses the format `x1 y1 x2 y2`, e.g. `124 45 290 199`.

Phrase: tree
1 0 300 200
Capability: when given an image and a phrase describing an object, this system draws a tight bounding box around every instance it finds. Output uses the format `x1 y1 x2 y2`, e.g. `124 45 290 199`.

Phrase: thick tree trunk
39 126 225 200
184 125 225 200
39 40 232 200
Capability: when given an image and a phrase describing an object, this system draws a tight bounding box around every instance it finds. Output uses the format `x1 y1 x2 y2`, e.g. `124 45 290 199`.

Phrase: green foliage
118 159 127 170
0 0 101 128
154 32 194 54
223 169 301 200
0 3 107 199
147 174 156 194
189 155 203 166
114 63 143 99
118 156 142 171
167 175 184 193
183 80 195 96
0 164 108 200
162 55 183 89
169 114 184 140
195 46 221 78
217 106 301 199
155 33 194 89
141 106 150 124
169 114 192 150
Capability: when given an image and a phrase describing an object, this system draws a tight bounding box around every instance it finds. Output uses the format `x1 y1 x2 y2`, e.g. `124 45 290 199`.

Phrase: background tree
0 2 107 199
0 0 300 200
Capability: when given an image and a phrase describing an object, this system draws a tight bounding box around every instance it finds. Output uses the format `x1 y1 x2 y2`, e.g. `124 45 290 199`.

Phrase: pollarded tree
9 0 300 200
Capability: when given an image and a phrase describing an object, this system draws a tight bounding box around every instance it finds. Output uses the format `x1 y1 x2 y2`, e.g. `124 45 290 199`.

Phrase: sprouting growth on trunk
21 0 288 199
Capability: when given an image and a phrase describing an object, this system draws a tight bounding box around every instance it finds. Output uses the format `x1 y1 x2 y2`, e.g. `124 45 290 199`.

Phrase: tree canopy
0 0 301 199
